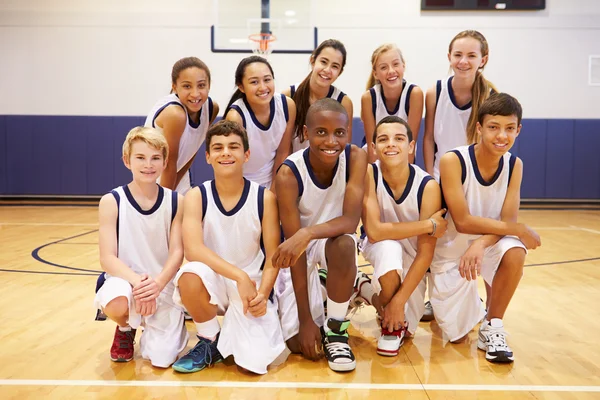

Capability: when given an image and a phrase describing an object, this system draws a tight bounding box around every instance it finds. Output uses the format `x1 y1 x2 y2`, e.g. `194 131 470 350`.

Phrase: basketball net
248 33 276 57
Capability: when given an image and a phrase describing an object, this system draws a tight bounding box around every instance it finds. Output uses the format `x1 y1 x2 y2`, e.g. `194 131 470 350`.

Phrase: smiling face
373 49 405 90
124 140 166 183
477 114 521 156
305 109 349 166
171 67 210 114
374 122 414 168
309 46 345 89
206 133 249 177
239 61 275 107
448 37 487 79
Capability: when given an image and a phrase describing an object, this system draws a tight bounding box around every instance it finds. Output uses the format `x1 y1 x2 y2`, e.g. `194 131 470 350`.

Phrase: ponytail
225 89 246 117
366 74 377 91
292 73 313 141
467 71 497 144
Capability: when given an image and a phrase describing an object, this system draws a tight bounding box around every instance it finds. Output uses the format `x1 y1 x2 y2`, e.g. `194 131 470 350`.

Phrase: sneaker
110 326 136 362
322 319 356 372
349 271 372 310
477 319 514 363
377 324 407 357
172 334 223 373
420 300 435 322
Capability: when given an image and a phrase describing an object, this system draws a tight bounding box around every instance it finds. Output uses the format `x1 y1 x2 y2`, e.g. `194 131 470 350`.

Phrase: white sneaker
478 318 514 363
420 300 435 322
377 325 406 357
349 271 373 310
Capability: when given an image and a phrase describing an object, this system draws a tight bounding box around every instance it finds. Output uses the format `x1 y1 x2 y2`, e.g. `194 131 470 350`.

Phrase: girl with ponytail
225 56 296 191
423 30 497 180
361 44 424 163
282 39 353 152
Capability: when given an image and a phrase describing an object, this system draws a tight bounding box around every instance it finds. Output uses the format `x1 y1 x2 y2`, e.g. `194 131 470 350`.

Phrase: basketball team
94 30 542 375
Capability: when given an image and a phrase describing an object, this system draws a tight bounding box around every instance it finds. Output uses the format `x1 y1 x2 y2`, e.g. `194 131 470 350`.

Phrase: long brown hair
366 44 405 90
225 55 275 115
448 30 497 144
292 39 347 141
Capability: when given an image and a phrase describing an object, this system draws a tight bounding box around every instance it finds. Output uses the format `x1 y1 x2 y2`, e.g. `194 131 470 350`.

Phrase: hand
429 208 448 238
367 145 378 163
236 274 258 314
298 319 323 361
272 229 311 269
248 292 267 318
132 274 162 302
459 241 485 281
135 298 157 316
382 297 406 332
517 224 541 250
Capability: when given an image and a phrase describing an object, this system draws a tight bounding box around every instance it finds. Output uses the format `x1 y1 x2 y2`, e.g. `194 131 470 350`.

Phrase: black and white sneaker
322 318 356 372
478 318 514 363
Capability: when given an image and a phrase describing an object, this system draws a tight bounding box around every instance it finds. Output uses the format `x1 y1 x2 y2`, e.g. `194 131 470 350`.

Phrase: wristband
428 218 437 236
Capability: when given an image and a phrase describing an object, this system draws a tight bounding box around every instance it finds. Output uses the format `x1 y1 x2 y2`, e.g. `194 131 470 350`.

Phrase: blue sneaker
172 334 223 373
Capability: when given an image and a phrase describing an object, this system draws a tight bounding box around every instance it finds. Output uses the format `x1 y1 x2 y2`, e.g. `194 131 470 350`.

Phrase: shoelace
188 340 213 364
487 327 510 350
117 330 134 349
325 340 352 358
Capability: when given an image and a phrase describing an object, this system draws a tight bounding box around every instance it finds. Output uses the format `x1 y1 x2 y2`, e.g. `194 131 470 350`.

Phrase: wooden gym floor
0 205 599 399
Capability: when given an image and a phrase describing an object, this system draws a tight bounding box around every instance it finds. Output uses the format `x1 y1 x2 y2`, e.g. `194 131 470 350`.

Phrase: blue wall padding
1 115 599 200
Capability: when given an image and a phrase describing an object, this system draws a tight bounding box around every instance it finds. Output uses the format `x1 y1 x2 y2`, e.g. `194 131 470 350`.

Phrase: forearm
100 255 142 286
155 249 184 291
304 216 359 241
186 246 246 283
456 215 520 237
368 219 433 243
290 255 313 321
392 252 433 306
258 264 279 298
423 136 435 174
472 234 503 249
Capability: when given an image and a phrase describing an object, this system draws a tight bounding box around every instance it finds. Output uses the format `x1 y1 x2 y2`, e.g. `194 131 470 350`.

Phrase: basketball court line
0 379 598 392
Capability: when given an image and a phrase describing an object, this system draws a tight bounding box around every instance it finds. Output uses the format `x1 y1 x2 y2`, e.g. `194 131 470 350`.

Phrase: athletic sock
195 317 220 341
324 297 350 333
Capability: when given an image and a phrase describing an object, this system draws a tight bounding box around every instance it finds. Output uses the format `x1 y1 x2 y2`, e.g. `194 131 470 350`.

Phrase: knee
327 235 357 265
178 272 206 292
378 270 401 294
501 247 526 274
104 296 128 318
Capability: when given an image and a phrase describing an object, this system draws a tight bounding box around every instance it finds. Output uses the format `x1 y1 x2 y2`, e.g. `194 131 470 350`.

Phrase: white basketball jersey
432 77 471 180
370 162 433 258
110 185 178 295
290 83 347 153
145 93 214 191
443 145 517 258
369 81 416 123
199 179 266 281
282 145 350 228
230 93 289 188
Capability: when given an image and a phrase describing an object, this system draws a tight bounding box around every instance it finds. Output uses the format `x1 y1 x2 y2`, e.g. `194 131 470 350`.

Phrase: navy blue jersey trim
327 86 335 99
448 76 472 111
243 96 276 131
281 93 289 122
303 147 340 190
281 160 304 197
372 163 379 191
449 150 467 184
345 144 351 183
111 190 120 243
417 176 434 214
290 84 296 98
152 101 184 128
211 178 251 216
508 154 517 185
381 83 402 115
188 169 194 188
336 91 345 103
199 184 208 221
258 186 266 270
186 95 203 128
435 80 442 108
230 105 246 128
208 97 214 120
123 184 164 215
405 83 415 117
369 87 377 120
171 190 178 223
469 144 504 186
382 164 415 205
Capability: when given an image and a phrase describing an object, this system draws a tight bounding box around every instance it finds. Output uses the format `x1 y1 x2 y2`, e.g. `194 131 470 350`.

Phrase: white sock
324 297 350 332
118 325 132 332
358 279 377 305
195 317 220 341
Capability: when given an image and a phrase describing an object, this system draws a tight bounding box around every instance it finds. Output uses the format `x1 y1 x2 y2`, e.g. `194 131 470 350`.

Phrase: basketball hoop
248 33 276 56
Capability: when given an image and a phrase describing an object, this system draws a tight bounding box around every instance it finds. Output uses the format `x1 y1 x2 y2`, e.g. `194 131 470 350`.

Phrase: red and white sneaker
376 324 407 357
110 326 136 362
